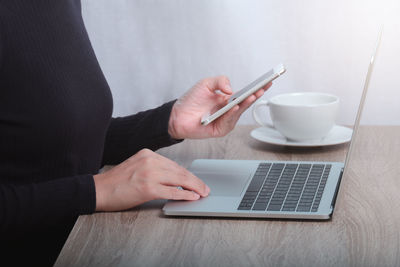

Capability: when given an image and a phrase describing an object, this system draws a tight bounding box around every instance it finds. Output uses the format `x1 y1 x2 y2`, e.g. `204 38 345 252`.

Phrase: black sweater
0 1 179 265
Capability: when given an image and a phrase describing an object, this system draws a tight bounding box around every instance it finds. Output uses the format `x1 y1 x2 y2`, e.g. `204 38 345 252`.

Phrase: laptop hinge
330 168 344 212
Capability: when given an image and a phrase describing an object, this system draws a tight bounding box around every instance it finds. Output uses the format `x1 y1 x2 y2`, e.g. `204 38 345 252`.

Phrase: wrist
168 103 181 139
93 173 107 211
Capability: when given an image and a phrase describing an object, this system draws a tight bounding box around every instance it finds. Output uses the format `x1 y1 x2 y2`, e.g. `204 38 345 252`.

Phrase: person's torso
0 0 113 183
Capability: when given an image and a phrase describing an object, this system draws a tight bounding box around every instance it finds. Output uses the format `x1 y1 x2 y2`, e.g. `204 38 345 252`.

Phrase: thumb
208 75 233 95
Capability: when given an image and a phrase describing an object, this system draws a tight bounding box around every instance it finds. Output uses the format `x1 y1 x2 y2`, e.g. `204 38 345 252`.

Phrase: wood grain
55 125 400 267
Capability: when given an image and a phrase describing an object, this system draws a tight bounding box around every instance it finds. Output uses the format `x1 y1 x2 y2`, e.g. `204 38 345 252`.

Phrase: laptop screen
343 27 383 169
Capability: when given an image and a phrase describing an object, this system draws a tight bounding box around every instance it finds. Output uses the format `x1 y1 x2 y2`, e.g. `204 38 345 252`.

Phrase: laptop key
282 207 296 211
238 162 332 213
252 203 268 211
243 192 258 197
297 207 311 212
267 204 282 211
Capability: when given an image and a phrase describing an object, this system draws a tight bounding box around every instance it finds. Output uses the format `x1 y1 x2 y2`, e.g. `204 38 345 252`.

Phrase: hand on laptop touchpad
194 171 251 197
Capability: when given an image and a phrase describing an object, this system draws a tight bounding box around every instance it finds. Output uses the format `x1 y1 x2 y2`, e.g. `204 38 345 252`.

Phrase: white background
82 0 400 125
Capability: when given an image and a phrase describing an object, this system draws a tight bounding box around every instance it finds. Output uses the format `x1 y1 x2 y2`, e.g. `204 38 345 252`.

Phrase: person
0 1 271 266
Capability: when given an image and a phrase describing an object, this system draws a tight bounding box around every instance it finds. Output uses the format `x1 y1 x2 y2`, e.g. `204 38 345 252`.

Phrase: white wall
82 0 400 125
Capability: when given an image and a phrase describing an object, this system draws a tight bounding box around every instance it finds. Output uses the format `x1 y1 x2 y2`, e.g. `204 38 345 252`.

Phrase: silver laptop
163 29 382 220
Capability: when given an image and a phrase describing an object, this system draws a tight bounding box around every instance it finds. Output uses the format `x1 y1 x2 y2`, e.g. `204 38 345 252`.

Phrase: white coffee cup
252 92 339 142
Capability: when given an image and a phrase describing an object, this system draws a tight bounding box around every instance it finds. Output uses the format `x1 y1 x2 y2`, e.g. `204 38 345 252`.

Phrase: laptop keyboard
238 163 331 212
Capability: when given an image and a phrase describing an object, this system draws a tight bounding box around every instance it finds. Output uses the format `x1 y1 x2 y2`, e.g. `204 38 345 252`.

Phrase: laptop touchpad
194 171 251 197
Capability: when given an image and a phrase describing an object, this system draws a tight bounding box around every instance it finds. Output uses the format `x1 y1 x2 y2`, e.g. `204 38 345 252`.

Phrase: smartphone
201 63 286 126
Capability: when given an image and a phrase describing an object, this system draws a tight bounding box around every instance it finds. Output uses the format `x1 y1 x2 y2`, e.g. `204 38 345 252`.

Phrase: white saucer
250 125 353 147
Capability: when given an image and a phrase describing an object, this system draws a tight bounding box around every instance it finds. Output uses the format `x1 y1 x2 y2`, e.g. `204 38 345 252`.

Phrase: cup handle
252 100 274 128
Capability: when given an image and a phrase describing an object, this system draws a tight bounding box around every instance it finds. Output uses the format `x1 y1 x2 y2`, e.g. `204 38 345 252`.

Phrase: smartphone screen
228 69 275 103
201 64 286 126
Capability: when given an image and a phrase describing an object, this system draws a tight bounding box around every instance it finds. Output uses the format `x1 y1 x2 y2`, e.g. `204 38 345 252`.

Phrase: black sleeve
0 19 2 71
102 100 183 165
0 175 96 233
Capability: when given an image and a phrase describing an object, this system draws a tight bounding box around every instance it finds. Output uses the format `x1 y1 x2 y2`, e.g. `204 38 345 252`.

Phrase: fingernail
193 193 200 199
206 185 211 195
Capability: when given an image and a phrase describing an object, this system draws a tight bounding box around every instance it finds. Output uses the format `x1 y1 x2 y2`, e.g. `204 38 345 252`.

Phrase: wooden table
55 125 400 267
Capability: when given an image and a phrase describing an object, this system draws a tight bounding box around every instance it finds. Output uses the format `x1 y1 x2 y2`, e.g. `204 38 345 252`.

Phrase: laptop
163 29 382 220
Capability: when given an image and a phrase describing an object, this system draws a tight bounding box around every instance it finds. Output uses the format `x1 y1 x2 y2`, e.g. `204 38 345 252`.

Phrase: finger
157 186 201 201
218 90 256 124
132 151 210 197
215 103 239 121
212 104 240 135
159 168 210 197
225 104 240 118
149 155 210 197
208 83 271 135
211 93 258 135
221 95 257 128
226 105 241 125
239 94 257 109
253 82 271 98
179 170 211 197
262 81 273 91
254 88 265 98
235 95 258 117
206 75 233 95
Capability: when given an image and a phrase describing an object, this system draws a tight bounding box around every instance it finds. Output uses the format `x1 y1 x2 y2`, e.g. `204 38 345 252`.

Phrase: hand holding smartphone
200 64 286 126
